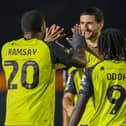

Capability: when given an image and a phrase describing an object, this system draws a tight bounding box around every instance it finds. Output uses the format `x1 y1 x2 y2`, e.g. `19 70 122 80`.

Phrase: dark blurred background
0 0 126 125
0 0 126 44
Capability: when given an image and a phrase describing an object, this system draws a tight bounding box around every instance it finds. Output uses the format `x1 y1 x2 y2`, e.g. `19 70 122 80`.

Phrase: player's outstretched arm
68 24 87 67
47 24 86 68
69 94 89 126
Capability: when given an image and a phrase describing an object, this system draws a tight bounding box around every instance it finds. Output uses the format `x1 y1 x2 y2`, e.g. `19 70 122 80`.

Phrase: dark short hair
80 7 104 23
21 10 45 32
98 28 126 60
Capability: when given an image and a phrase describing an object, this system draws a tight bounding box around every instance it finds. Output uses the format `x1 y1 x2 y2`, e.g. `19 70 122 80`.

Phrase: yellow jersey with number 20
2 38 55 126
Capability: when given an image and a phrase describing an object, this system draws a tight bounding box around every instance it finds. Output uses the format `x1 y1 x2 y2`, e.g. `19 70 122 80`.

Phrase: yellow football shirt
2 38 55 126
64 50 100 126
90 60 126 126
81 60 126 126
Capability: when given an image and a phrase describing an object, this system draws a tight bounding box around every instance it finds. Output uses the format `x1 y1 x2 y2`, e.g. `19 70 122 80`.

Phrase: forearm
69 94 88 126
62 94 74 117
70 33 87 67
68 104 84 126
62 108 70 126
63 103 74 118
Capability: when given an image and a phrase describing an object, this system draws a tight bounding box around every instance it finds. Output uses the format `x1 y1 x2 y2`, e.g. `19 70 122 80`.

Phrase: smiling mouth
85 31 91 34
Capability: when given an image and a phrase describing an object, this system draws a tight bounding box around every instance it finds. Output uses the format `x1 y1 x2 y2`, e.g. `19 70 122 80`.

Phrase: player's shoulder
68 67 77 74
93 60 126 71
85 61 102 75
2 39 16 50
85 50 97 59
92 60 113 70
91 60 112 76
91 60 104 69
2 38 25 47
85 50 100 66
2 38 47 48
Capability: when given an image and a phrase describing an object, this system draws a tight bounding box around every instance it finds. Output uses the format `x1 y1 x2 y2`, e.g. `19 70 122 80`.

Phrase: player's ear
41 26 46 34
41 20 46 33
41 22 46 40
99 20 104 30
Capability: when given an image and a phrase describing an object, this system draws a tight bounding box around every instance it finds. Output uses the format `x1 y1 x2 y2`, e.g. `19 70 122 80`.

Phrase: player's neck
24 32 37 40
86 33 100 48
86 39 98 48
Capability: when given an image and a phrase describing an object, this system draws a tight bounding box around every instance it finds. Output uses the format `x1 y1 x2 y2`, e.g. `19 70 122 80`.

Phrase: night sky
0 0 125 44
